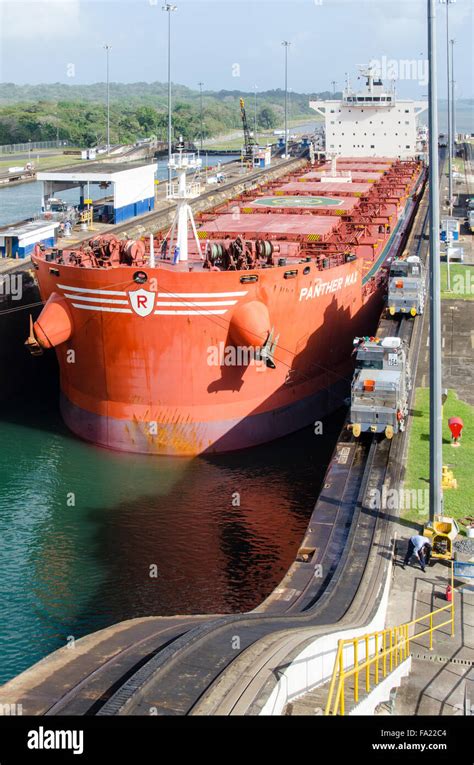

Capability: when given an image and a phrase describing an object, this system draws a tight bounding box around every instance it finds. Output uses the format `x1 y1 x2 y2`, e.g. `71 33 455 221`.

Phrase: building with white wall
0 219 59 259
37 161 156 224
310 66 427 159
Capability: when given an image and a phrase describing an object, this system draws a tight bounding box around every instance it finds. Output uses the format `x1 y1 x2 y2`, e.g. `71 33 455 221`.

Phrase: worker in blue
402 535 432 573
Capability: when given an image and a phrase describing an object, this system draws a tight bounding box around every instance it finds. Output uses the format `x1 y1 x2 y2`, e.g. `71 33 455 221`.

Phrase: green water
0 387 343 684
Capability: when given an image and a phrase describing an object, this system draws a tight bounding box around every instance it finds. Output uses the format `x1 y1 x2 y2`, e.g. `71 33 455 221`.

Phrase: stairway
285 657 411 716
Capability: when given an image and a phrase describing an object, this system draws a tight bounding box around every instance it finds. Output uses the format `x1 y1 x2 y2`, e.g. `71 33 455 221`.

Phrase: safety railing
0 140 69 154
325 562 455 716
77 207 93 229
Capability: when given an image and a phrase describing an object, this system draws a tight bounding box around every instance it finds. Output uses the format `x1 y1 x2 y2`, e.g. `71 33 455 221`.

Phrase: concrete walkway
386 532 473 715
416 299 474 405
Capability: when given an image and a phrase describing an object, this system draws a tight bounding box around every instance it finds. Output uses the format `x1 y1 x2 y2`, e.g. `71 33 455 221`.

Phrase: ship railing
166 181 201 198
168 152 202 168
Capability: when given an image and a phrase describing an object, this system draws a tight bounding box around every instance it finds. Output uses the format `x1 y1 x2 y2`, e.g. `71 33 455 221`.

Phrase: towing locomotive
387 254 425 317
348 336 411 439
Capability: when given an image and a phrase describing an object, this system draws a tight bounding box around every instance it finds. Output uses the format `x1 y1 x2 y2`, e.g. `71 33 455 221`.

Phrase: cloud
0 0 80 40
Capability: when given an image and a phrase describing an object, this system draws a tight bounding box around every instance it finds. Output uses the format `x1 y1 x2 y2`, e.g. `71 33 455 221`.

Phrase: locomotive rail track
0 154 439 717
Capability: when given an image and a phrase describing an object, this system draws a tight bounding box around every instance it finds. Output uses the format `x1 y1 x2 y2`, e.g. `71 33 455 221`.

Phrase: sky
0 0 473 99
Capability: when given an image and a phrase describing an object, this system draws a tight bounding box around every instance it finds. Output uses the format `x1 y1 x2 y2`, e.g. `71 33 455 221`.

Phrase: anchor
24 315 43 356
257 327 279 369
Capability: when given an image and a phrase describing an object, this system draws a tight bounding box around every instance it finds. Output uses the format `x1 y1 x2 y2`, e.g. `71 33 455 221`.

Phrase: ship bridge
310 65 427 159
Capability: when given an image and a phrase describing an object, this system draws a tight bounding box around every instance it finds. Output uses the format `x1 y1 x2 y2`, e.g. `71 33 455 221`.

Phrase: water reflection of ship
103 447 325 615
27 420 340 627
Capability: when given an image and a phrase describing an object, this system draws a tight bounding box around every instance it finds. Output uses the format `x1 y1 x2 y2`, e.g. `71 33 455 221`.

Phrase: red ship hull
30 158 424 455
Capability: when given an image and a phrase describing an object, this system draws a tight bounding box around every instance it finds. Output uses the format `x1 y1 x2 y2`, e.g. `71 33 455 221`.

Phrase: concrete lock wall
260 555 394 715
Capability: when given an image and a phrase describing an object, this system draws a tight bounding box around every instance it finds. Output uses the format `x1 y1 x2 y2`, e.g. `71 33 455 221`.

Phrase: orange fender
33 292 73 349
229 300 271 350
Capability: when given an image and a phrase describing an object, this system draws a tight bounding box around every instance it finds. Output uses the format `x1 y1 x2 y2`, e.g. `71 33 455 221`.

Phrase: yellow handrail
325 561 455 715
78 206 93 229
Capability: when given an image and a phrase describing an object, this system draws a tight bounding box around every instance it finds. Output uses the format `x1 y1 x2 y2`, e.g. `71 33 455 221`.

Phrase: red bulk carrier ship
26 73 426 456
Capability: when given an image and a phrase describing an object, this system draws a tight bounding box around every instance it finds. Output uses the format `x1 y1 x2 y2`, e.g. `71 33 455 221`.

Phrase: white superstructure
310 66 427 158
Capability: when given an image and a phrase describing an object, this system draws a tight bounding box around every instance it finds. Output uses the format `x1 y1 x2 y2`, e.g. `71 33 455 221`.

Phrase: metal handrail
325 561 455 715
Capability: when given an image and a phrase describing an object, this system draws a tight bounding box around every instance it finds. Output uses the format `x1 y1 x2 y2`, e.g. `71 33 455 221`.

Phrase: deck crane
240 97 257 163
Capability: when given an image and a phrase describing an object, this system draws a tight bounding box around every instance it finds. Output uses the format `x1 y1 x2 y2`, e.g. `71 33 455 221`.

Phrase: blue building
0 219 59 259
37 161 156 225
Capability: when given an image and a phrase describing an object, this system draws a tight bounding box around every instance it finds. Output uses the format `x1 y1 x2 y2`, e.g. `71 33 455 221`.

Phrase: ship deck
278 180 372 196
200 212 340 240
302 171 385 182
33 154 424 280
245 195 359 213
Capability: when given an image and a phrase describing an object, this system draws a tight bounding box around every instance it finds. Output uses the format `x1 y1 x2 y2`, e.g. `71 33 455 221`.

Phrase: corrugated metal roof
37 161 155 182
0 219 59 237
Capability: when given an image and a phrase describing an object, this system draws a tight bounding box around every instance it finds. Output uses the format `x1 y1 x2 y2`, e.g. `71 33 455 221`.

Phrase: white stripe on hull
64 294 128 304
154 309 227 315
156 291 248 298
72 303 133 313
58 284 127 295
155 300 237 307
69 303 227 316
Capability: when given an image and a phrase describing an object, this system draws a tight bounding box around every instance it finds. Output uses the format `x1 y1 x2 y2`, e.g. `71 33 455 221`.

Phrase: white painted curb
260 555 395 715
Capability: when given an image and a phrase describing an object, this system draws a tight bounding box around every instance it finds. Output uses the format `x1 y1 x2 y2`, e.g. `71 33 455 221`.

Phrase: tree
258 106 277 130
136 106 158 134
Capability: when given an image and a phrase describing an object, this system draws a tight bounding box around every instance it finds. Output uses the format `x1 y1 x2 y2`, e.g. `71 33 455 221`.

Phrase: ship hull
32 256 388 455
31 162 423 456
60 376 351 455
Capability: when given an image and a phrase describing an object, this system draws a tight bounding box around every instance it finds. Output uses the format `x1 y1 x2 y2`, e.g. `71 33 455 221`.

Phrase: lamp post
254 84 258 143
428 0 443 523
162 4 177 188
440 0 455 214
282 41 290 158
450 39 455 159
103 44 111 153
198 81 204 152
331 80 337 96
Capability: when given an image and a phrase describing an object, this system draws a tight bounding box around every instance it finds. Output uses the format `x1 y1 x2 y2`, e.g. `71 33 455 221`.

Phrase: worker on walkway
402 535 432 573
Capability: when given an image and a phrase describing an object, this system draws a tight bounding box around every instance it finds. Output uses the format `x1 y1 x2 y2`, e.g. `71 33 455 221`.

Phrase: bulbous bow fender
26 292 73 352
228 300 271 350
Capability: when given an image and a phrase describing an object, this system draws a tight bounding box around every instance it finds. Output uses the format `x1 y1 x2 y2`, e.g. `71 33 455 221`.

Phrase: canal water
0 154 233 227
0 361 344 684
